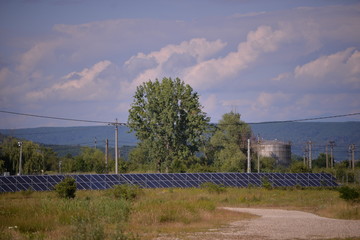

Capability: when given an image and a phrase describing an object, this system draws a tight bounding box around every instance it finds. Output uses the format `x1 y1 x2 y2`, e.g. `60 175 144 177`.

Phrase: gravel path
155 208 360 240
205 207 360 240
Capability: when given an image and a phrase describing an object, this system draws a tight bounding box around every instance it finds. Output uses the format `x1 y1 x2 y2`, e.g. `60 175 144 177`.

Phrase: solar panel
0 172 338 193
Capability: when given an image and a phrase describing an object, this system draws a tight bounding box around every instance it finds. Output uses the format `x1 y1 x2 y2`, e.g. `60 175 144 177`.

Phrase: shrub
261 177 273 190
54 177 77 199
200 182 226 194
338 186 360 202
112 184 142 201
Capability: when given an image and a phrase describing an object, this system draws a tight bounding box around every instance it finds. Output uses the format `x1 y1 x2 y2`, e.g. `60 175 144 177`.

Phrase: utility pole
18 142 23 175
247 139 251 173
348 145 352 169
350 144 355 171
257 134 260 173
59 160 62 174
329 141 335 168
303 145 308 167
94 137 97 149
115 120 119 174
308 140 312 169
110 119 122 174
105 139 109 173
325 144 329 169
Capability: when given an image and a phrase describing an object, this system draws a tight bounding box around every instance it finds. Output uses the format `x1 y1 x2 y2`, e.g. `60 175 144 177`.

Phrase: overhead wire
0 110 119 125
248 112 360 124
1 110 360 126
1 110 358 158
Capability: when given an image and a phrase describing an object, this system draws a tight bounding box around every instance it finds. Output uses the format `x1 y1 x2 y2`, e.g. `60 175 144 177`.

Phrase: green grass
0 186 359 239
0 190 132 240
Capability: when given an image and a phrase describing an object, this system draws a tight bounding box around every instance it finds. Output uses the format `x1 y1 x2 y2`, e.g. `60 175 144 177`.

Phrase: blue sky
1 0 360 128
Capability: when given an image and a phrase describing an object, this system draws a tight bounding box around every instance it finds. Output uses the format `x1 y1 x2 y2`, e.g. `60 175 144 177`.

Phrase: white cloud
26 60 112 101
57 60 111 90
124 38 227 92
184 25 289 89
294 48 359 82
272 72 291 81
231 12 267 18
16 39 64 74
273 48 360 90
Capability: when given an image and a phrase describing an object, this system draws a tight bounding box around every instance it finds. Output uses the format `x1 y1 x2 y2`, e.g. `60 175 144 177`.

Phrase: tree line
0 136 118 175
1 78 359 183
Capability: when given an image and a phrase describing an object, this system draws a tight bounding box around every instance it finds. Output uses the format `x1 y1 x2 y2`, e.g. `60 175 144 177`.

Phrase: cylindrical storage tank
257 140 291 166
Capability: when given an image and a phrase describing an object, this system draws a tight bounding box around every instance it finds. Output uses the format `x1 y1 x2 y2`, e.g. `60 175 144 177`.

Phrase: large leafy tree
128 77 210 172
210 112 252 172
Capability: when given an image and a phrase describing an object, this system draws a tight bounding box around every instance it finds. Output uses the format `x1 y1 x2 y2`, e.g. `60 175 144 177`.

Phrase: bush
112 184 142 201
54 177 77 199
200 182 226 194
261 177 273 190
338 186 360 202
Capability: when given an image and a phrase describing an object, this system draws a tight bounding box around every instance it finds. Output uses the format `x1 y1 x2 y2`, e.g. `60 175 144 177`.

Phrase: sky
1 0 360 128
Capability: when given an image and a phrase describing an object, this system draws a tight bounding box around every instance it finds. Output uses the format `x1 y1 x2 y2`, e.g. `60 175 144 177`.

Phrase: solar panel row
0 172 338 193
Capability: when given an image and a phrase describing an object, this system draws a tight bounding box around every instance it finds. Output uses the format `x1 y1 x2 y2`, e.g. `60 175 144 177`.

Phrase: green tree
128 77 210 172
0 160 5 173
22 141 44 174
210 112 252 172
42 147 58 172
74 147 106 173
61 153 76 173
128 144 158 172
0 137 57 174
215 143 246 172
259 156 276 172
0 137 19 174
313 153 327 168
289 161 311 173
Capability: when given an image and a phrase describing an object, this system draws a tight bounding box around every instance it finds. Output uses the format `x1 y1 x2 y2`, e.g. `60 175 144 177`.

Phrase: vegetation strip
1 184 360 239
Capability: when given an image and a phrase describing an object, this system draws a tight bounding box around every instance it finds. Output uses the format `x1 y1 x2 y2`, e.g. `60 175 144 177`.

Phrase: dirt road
155 208 360 240
194 207 360 240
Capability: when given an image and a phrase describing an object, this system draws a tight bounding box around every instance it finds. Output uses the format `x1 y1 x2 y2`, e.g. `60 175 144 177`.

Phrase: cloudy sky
1 0 360 128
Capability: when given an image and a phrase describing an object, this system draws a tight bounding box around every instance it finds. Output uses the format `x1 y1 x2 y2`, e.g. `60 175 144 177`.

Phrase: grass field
1 186 359 240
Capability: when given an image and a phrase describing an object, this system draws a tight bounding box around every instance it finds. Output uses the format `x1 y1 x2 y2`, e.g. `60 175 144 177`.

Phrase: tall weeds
1 186 360 239
0 190 132 240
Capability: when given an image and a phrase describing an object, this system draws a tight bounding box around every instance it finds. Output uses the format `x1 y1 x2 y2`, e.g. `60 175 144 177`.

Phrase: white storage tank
257 140 291 166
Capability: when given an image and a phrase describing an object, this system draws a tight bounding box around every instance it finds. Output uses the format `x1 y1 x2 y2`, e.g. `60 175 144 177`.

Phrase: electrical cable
1 110 360 126
0 110 119 125
248 112 360 125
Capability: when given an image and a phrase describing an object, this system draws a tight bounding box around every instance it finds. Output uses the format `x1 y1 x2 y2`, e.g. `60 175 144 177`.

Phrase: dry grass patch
126 188 256 239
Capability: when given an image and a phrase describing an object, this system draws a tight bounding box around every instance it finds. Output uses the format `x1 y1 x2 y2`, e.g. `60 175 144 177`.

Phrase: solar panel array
0 172 337 193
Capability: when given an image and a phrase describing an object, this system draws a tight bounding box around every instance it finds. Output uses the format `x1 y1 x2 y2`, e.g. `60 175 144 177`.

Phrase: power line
1 110 360 126
0 110 121 125
248 112 360 124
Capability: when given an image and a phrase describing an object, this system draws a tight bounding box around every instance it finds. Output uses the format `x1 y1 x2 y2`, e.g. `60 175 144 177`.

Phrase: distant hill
1 122 359 161
0 125 137 147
